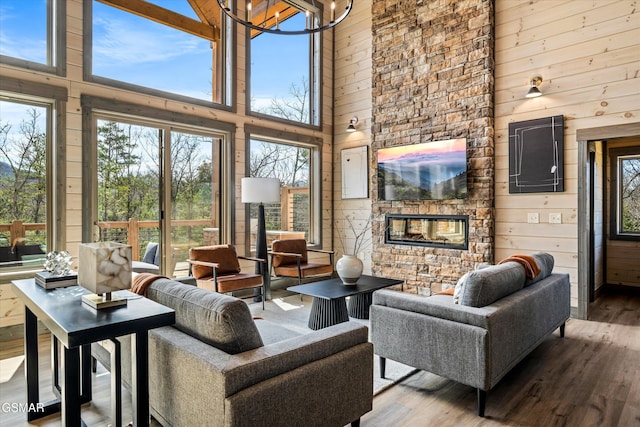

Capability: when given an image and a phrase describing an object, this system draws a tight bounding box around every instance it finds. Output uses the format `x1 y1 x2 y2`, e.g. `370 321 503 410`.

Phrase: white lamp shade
242 177 280 204
78 242 132 294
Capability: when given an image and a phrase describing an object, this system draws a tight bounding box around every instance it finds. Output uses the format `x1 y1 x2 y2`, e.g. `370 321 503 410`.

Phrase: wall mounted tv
377 138 468 201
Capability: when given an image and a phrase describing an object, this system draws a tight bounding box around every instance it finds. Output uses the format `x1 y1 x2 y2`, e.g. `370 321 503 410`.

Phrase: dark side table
11 279 175 427
287 275 403 330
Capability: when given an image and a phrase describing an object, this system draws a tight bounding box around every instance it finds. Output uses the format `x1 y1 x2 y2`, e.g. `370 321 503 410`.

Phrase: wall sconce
525 76 543 98
346 116 359 132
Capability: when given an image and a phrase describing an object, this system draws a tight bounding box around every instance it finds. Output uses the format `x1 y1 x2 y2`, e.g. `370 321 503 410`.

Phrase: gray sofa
93 277 373 427
370 252 570 417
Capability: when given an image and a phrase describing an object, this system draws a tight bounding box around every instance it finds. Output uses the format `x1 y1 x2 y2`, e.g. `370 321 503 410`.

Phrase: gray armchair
92 277 373 427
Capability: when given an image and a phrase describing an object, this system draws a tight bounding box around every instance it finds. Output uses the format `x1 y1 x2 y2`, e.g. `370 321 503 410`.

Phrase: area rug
248 291 418 395
0 355 24 383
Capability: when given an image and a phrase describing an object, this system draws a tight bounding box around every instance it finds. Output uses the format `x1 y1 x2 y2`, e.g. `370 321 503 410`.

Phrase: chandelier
216 0 354 35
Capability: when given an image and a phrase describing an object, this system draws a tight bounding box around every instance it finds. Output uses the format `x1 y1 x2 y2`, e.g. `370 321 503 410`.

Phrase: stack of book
35 271 78 289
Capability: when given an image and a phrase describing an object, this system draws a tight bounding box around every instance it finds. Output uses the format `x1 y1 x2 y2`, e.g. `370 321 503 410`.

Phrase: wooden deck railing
1 186 309 260
0 219 215 261
0 221 46 246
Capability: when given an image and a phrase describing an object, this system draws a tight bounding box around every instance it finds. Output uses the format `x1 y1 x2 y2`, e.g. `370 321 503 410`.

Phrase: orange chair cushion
189 245 241 279
271 239 308 267
274 263 333 278
197 273 263 293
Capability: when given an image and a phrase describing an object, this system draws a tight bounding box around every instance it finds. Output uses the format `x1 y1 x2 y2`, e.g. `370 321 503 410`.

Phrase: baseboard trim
599 284 640 297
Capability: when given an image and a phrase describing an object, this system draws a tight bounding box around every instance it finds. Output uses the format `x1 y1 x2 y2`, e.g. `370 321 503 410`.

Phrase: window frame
81 96 236 273
0 78 67 278
83 0 234 109
0 0 66 76
609 145 640 241
245 4 322 128
244 124 322 253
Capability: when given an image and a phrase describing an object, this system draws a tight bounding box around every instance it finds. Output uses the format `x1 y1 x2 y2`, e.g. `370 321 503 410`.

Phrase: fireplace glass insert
385 214 468 250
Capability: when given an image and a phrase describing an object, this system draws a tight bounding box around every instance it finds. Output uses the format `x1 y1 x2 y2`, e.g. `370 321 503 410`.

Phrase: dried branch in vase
336 214 372 256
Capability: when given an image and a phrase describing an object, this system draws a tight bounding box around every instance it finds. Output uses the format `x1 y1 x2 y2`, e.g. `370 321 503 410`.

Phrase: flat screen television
377 138 468 201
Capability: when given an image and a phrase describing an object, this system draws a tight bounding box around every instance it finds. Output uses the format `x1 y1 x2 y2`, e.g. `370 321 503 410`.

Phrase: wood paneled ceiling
99 0 301 41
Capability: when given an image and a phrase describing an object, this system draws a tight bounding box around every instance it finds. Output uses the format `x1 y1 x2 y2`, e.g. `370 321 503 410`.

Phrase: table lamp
241 177 280 300
78 242 132 309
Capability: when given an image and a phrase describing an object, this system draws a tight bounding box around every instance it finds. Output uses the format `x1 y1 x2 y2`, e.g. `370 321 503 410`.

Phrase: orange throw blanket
131 273 166 296
498 254 541 279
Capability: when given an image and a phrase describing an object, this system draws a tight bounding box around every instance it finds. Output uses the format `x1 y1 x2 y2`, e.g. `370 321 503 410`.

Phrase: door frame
577 122 640 319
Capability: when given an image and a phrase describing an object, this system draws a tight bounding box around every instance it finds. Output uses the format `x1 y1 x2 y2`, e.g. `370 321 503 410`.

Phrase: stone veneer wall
371 0 495 294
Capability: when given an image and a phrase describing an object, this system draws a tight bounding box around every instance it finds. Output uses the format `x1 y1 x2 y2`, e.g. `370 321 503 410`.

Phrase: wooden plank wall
333 5 374 272
494 0 640 308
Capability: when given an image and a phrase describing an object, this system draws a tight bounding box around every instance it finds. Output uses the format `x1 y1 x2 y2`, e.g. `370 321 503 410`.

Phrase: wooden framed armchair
188 244 265 309
269 239 335 286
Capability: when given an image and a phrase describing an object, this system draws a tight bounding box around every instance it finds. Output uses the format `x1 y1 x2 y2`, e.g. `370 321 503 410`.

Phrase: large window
610 146 640 240
90 0 229 105
0 99 51 271
90 113 225 278
248 3 319 125
247 129 321 249
0 0 64 73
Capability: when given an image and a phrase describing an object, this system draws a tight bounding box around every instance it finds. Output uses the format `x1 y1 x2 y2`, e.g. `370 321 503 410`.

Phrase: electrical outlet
527 213 539 224
549 213 562 224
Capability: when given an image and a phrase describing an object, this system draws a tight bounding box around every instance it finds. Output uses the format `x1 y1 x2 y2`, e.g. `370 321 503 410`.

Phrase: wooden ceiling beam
99 0 219 41
187 0 222 29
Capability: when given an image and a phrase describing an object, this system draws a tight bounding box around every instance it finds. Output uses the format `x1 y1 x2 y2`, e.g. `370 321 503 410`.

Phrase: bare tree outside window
96 120 218 257
0 105 48 248
620 155 640 233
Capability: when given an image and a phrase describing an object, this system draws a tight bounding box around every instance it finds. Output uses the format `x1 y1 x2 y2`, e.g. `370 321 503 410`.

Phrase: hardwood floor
363 291 640 427
0 292 638 426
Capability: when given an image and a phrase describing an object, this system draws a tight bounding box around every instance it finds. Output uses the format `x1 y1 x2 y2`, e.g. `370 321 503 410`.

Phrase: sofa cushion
459 262 526 307
524 252 554 287
146 278 263 354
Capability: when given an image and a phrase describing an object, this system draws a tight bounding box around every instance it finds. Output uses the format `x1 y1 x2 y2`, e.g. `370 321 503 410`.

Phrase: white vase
336 254 363 285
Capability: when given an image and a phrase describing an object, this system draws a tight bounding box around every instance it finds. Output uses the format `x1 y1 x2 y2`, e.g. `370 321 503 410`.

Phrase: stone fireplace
370 0 495 294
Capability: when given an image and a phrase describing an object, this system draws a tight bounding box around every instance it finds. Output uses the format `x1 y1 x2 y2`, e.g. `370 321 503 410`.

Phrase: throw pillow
524 252 555 286
141 242 159 264
453 272 469 304
459 262 526 307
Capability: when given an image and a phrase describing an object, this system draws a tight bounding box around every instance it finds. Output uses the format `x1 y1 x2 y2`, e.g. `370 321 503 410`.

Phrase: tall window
0 0 63 73
0 100 50 270
91 112 224 277
249 5 319 125
248 134 319 248
90 1 228 105
610 147 640 240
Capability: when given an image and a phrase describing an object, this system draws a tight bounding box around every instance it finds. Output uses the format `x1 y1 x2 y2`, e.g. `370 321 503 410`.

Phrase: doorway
578 123 640 319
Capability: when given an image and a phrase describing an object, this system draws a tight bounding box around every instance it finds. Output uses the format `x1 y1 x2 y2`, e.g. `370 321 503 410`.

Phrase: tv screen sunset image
377 138 468 201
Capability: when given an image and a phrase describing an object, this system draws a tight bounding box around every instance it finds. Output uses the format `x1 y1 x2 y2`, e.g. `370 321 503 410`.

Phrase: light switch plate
549 213 562 224
527 213 539 224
